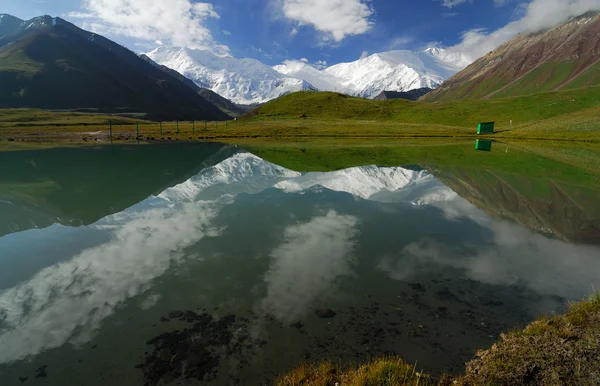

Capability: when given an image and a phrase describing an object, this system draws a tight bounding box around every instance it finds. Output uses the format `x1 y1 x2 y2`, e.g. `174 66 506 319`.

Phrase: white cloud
449 0 600 62
388 35 415 50
313 59 328 69
441 0 472 8
222 30 232 36
280 0 375 42
359 50 369 59
70 0 228 54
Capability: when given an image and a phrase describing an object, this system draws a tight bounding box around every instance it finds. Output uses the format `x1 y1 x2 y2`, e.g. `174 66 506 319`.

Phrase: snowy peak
146 46 315 104
423 47 472 70
273 48 470 99
147 45 470 103
273 60 340 92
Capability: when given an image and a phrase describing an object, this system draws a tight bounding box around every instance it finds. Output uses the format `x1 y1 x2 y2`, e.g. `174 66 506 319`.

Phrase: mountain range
1 11 598 116
0 15 229 120
146 46 470 105
424 11 600 102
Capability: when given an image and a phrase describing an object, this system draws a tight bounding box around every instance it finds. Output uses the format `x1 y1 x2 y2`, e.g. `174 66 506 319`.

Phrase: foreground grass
277 357 442 386
277 294 600 386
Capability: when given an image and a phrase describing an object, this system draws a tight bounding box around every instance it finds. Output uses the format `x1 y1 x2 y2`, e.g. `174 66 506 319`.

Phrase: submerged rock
315 309 337 318
35 365 47 378
137 312 249 385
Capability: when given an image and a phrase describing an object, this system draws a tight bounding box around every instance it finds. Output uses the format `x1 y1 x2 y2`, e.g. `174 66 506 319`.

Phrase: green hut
477 122 495 134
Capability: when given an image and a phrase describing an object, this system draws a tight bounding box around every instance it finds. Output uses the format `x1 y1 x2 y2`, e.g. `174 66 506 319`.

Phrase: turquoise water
0 143 598 385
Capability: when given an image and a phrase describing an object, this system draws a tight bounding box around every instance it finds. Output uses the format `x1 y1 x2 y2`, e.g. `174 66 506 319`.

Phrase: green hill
251 86 600 130
0 15 230 121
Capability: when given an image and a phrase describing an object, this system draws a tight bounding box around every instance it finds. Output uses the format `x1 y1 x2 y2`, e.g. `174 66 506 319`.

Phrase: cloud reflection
378 195 600 302
261 211 358 322
0 200 221 364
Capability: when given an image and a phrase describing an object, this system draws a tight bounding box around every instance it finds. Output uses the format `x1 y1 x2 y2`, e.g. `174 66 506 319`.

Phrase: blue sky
2 0 599 66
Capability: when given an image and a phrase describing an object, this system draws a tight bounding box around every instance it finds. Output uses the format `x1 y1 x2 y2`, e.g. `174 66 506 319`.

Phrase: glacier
146 46 471 104
145 47 315 105
275 48 471 98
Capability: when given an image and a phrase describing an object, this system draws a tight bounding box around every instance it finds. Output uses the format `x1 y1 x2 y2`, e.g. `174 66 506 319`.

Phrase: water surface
0 143 599 385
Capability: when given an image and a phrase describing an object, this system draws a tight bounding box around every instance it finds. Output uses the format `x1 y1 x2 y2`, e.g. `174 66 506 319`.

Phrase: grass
276 357 442 386
563 61 600 90
278 294 600 386
493 60 578 98
250 86 600 131
462 293 600 385
1 85 600 146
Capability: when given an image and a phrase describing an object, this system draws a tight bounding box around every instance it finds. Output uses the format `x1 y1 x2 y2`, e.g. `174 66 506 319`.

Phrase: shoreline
277 294 600 385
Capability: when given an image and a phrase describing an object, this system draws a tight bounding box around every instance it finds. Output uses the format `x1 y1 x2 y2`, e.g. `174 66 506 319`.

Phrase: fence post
109 119 112 138
160 122 163 136
176 121 179 134
136 121 139 138
192 121 195 134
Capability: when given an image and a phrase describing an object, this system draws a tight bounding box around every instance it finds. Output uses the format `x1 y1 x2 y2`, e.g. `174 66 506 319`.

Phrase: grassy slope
562 60 600 89
492 61 578 98
277 294 600 386
432 60 593 101
0 108 151 126
252 87 600 127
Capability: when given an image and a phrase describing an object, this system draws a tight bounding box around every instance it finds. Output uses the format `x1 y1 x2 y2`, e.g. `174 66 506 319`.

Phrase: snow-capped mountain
145 47 315 105
274 48 471 98
146 46 470 103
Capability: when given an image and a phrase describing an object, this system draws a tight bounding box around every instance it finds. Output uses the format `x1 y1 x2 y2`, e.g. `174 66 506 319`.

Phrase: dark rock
435 287 460 302
18 376 28 383
481 299 504 307
290 322 304 329
35 365 47 378
91 345 97 349
410 283 425 292
160 317 170 322
168 311 184 319
315 309 336 318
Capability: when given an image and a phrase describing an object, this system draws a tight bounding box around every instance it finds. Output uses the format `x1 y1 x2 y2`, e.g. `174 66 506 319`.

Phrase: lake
0 142 599 385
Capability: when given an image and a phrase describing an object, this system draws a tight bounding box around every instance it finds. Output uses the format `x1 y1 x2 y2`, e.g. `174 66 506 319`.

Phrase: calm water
0 143 599 385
